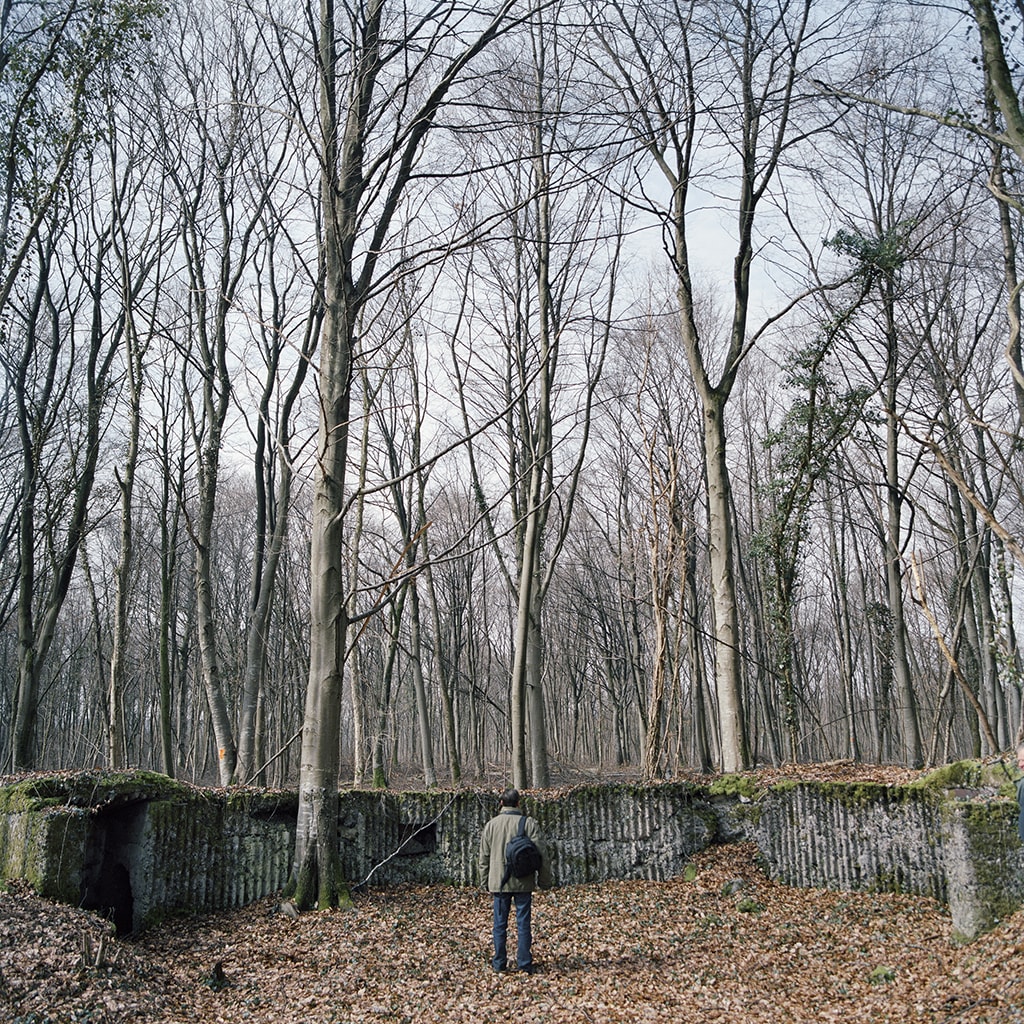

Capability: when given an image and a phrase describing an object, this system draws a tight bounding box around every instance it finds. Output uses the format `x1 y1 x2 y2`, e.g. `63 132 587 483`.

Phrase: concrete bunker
3 766 1024 942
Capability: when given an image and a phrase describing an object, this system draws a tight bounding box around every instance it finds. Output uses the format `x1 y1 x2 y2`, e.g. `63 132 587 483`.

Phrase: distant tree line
2 0 1023 811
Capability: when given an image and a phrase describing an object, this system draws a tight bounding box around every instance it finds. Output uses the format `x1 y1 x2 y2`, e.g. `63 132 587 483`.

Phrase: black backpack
500 815 542 888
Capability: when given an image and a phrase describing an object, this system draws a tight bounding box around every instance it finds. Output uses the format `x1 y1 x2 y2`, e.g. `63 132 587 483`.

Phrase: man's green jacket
478 807 555 893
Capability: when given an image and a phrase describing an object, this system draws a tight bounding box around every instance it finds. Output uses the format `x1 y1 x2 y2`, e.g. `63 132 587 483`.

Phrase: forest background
3 0 1024 815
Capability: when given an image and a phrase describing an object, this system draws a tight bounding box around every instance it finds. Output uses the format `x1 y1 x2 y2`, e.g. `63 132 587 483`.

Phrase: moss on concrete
39 811 89 903
759 777 934 810
226 788 299 819
0 770 190 814
912 760 981 790
950 802 1018 898
707 775 758 800
912 758 1017 795
0 806 88 904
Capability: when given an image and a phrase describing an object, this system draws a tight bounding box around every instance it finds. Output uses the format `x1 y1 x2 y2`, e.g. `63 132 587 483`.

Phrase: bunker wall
1 770 1020 941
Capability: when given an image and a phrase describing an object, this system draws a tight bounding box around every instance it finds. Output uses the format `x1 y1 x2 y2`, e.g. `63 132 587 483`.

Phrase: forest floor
3 761 1022 1023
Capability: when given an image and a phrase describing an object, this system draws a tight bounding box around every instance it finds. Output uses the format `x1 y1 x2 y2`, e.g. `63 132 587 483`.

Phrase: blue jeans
492 892 532 970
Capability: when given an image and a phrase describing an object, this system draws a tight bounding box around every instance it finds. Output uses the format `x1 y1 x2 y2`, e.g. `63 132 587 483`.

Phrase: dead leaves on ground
3 842 1024 1023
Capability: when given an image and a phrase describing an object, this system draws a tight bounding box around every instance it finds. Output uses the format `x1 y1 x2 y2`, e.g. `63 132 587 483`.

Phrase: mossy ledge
1 764 1021 941
0 769 194 814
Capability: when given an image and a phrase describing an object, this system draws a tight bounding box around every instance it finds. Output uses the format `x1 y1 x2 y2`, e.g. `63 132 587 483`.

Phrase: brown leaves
3 843 1023 1022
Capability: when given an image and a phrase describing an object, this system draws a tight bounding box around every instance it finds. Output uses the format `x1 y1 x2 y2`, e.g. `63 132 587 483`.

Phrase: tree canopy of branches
2 0 1024 891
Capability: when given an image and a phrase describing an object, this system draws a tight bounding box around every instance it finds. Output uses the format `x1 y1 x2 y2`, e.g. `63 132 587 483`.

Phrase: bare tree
150 336 190 778
450 8 625 787
587 0 836 770
234 215 320 786
103 67 176 770
818 0 1024 583
7 204 120 769
291 0 526 910
0 0 163 771
155 1 289 784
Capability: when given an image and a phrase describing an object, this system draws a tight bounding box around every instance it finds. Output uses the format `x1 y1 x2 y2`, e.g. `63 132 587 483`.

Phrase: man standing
478 788 554 974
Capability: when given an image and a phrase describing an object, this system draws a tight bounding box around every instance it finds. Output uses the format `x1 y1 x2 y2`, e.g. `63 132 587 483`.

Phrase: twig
245 728 302 787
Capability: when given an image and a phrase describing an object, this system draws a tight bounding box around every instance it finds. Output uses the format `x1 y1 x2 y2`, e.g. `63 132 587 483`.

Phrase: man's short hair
500 788 520 807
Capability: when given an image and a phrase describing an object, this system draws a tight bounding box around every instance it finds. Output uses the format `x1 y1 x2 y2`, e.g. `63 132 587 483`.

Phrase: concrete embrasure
0 765 1020 940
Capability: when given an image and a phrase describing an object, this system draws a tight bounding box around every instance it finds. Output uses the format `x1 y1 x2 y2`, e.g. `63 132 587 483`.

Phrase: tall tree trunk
157 388 185 779
526 585 549 787
235 314 314 784
193 450 237 785
347 373 373 786
292 287 353 906
291 0 516 906
407 582 437 787
108 373 140 770
827 492 860 761
684 515 712 773
510 467 541 789
884 350 923 768
425 552 461 786
371 591 407 790
702 399 749 772
291 0 364 907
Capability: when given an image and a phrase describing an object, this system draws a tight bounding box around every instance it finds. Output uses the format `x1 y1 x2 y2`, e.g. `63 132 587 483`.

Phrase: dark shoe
492 963 506 973
518 963 536 975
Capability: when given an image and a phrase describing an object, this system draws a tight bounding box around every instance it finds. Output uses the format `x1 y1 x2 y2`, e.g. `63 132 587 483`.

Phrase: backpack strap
499 814 528 889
